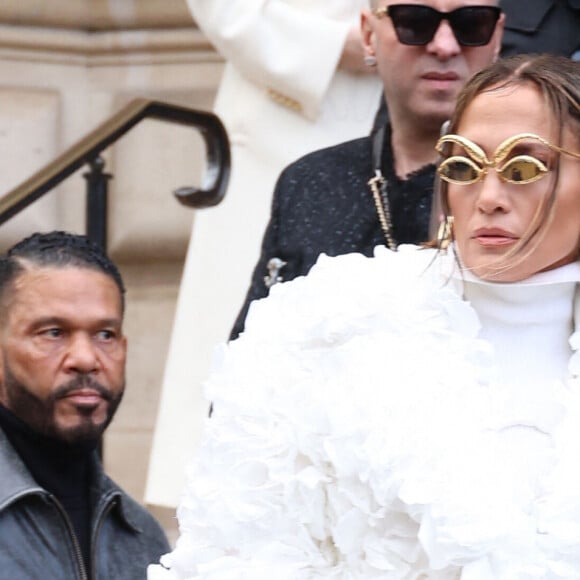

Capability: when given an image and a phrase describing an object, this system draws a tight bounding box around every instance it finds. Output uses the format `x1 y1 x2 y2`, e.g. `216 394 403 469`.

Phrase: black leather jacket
0 427 169 580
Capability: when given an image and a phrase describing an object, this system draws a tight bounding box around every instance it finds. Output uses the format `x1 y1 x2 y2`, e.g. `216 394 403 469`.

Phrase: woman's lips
473 228 518 247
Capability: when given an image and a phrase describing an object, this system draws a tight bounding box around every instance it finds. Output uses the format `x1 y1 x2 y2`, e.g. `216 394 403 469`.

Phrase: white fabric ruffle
149 247 580 580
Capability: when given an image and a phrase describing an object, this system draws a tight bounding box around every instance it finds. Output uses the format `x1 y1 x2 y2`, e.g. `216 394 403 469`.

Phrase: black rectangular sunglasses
373 4 502 47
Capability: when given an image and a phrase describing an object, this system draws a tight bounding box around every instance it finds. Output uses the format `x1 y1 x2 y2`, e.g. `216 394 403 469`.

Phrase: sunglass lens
439 158 481 184
451 7 500 46
389 5 440 45
500 157 548 184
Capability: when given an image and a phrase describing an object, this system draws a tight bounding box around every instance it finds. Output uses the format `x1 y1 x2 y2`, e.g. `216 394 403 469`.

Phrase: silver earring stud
363 54 377 67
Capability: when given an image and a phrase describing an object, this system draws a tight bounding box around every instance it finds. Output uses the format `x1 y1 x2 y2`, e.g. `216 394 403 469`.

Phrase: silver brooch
264 257 287 288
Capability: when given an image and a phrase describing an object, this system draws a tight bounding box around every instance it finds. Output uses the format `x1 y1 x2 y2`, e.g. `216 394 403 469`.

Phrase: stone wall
0 0 191 30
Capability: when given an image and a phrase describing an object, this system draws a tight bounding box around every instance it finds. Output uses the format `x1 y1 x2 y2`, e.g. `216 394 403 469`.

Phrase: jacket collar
0 426 43 510
89 450 144 533
0 425 142 533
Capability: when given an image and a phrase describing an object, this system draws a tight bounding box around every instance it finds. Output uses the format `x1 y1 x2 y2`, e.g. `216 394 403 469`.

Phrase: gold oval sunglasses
436 133 580 186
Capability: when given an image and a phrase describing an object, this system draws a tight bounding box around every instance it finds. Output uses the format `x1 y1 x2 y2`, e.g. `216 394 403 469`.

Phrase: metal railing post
83 156 111 251
83 156 111 462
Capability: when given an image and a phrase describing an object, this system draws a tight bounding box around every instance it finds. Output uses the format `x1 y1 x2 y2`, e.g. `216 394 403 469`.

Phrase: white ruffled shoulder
149 247 580 580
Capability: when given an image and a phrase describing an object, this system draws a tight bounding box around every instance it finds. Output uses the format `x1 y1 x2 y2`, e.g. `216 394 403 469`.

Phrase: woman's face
447 83 580 282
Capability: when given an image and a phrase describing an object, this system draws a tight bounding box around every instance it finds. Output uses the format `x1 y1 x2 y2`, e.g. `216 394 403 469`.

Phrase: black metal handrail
0 98 230 244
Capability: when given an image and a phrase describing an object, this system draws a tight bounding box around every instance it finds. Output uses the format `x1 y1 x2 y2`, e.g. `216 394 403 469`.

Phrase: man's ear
492 12 506 62
361 10 376 57
121 334 128 360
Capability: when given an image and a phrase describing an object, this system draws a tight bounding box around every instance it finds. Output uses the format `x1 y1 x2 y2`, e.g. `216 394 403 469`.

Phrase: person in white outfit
149 54 580 578
147 1 383 507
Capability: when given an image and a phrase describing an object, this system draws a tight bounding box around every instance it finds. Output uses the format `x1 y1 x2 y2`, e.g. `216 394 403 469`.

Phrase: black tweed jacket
231 124 435 338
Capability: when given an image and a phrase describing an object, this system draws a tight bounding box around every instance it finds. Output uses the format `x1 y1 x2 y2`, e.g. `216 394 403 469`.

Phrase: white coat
146 0 383 507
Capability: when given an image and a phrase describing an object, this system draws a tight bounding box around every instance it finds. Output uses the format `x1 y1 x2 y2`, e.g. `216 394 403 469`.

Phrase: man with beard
0 231 169 579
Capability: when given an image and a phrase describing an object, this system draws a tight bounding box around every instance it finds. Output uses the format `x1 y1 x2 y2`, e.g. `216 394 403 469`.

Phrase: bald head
369 0 500 10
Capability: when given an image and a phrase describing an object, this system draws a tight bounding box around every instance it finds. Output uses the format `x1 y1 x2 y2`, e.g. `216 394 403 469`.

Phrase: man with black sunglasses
371 0 580 130
230 0 504 338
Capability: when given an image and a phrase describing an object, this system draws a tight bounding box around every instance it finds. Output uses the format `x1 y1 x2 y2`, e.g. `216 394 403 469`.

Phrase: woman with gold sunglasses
150 54 580 579
434 53 579 283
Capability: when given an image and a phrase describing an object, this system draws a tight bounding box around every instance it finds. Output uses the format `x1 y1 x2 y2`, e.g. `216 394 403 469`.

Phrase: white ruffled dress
149 246 580 580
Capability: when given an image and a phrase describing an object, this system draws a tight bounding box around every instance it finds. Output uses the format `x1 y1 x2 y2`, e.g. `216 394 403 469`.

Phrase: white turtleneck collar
454 258 580 387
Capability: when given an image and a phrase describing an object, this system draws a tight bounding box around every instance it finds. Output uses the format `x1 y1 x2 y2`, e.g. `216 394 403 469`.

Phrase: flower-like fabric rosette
151 248 483 578
149 247 579 580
